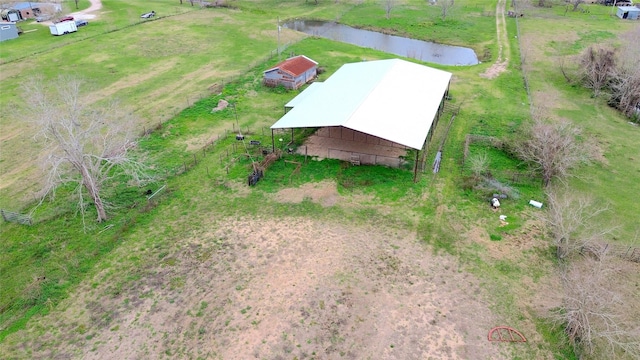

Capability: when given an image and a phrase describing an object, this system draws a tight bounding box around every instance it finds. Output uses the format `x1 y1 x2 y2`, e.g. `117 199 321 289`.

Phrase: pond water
283 20 479 66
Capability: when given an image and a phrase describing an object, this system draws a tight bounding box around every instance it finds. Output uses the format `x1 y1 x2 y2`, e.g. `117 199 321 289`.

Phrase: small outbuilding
11 2 38 20
1 9 22 22
616 6 640 19
263 55 318 90
4 3 61 21
0 21 19 42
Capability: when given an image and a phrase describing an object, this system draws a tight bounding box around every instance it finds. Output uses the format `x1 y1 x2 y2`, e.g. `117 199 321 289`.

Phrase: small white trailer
49 21 77 36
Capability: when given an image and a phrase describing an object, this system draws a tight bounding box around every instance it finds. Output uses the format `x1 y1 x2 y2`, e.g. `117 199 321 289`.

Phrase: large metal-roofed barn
263 55 318 90
270 58 452 176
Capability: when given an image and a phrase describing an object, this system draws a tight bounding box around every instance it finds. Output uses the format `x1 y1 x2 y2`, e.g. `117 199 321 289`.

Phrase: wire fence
154 126 279 180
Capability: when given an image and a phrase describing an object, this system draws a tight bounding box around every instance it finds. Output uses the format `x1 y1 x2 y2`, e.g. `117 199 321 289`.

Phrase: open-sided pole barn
270 58 452 181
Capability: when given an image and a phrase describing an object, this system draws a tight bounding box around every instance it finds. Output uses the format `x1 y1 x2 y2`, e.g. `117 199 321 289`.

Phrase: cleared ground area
5 213 510 359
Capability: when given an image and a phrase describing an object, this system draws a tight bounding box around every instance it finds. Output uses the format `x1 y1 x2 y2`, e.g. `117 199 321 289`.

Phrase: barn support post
413 150 420 183
271 129 275 153
290 128 294 145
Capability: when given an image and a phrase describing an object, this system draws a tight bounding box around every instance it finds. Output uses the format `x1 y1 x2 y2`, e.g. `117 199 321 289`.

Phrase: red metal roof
267 55 317 77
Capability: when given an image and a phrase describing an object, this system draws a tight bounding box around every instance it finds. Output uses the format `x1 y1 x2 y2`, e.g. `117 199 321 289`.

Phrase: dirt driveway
40 0 102 25
70 0 102 20
480 0 510 79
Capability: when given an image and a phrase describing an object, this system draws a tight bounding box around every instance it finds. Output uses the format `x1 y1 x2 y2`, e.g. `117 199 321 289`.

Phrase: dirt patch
274 180 341 207
299 128 408 166
467 217 547 262
4 217 511 359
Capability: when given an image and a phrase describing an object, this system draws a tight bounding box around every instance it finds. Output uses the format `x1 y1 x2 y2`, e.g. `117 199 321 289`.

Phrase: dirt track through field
480 0 510 79
6 214 511 359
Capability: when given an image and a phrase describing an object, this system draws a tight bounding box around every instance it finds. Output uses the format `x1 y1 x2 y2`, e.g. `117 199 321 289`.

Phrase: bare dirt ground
297 128 408 168
480 0 510 79
5 192 514 359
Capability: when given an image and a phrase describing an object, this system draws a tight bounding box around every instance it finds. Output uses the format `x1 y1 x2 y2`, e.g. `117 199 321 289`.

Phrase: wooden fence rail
603 243 640 263
1 209 32 225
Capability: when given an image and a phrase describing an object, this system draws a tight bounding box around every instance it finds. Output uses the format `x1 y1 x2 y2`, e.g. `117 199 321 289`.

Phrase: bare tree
544 189 614 259
609 27 640 119
383 0 396 19
609 66 640 119
579 45 616 97
468 152 489 178
439 0 455 20
567 0 584 12
513 116 589 187
21 76 149 223
555 257 640 358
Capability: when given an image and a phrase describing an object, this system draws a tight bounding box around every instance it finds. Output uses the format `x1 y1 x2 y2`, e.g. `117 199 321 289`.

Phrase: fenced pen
154 126 278 179
592 243 640 263
461 134 538 185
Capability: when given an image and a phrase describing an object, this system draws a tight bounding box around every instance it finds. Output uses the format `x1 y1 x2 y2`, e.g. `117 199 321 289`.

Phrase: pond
282 20 479 66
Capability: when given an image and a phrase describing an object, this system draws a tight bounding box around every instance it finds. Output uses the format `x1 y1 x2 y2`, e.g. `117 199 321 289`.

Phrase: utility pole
277 17 281 58
233 103 239 132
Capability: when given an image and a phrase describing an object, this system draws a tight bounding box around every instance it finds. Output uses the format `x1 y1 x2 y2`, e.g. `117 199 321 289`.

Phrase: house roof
617 5 639 10
12 3 33 10
271 59 452 150
265 55 318 77
10 2 59 10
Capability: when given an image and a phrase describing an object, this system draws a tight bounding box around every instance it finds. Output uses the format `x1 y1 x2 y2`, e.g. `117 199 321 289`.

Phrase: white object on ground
529 200 543 208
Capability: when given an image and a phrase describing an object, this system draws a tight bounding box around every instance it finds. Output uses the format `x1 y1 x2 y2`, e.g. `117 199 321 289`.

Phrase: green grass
519 4 640 243
533 316 578 360
0 0 637 358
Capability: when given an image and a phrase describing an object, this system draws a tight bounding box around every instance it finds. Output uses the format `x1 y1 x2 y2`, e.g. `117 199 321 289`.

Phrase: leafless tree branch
555 256 640 358
544 188 616 259
21 76 151 222
439 0 455 20
579 45 616 98
513 116 590 187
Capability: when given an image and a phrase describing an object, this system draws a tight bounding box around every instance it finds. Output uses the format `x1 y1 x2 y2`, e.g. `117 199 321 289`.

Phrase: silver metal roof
271 59 452 150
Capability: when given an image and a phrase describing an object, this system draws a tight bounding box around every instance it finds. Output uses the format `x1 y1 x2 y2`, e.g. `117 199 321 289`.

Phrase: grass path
481 0 510 79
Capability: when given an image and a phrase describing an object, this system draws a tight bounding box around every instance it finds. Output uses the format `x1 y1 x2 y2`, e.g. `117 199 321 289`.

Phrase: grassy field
0 0 638 358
